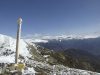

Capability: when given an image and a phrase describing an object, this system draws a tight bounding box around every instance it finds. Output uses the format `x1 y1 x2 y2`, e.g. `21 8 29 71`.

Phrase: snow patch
0 34 31 63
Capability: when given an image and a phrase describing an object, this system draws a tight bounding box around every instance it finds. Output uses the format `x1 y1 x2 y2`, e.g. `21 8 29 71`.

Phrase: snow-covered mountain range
27 34 100 56
24 34 100 44
0 34 100 75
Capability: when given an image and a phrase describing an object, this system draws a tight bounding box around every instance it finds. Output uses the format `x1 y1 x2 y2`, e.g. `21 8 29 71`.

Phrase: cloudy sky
0 0 100 36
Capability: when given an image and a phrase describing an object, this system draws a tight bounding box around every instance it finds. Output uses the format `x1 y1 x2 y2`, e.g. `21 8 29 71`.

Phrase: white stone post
15 18 22 64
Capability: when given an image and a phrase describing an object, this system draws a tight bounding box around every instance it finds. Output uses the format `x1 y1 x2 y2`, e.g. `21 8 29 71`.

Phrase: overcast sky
0 0 100 37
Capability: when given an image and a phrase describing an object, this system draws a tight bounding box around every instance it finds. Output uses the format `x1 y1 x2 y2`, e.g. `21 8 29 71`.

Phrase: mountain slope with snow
0 34 31 63
0 34 100 75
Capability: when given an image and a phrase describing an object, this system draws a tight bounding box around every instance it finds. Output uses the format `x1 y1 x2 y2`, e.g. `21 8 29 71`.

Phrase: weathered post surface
15 18 22 64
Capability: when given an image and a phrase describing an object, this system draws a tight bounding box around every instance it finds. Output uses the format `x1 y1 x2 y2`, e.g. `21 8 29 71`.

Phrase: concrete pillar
15 18 22 64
